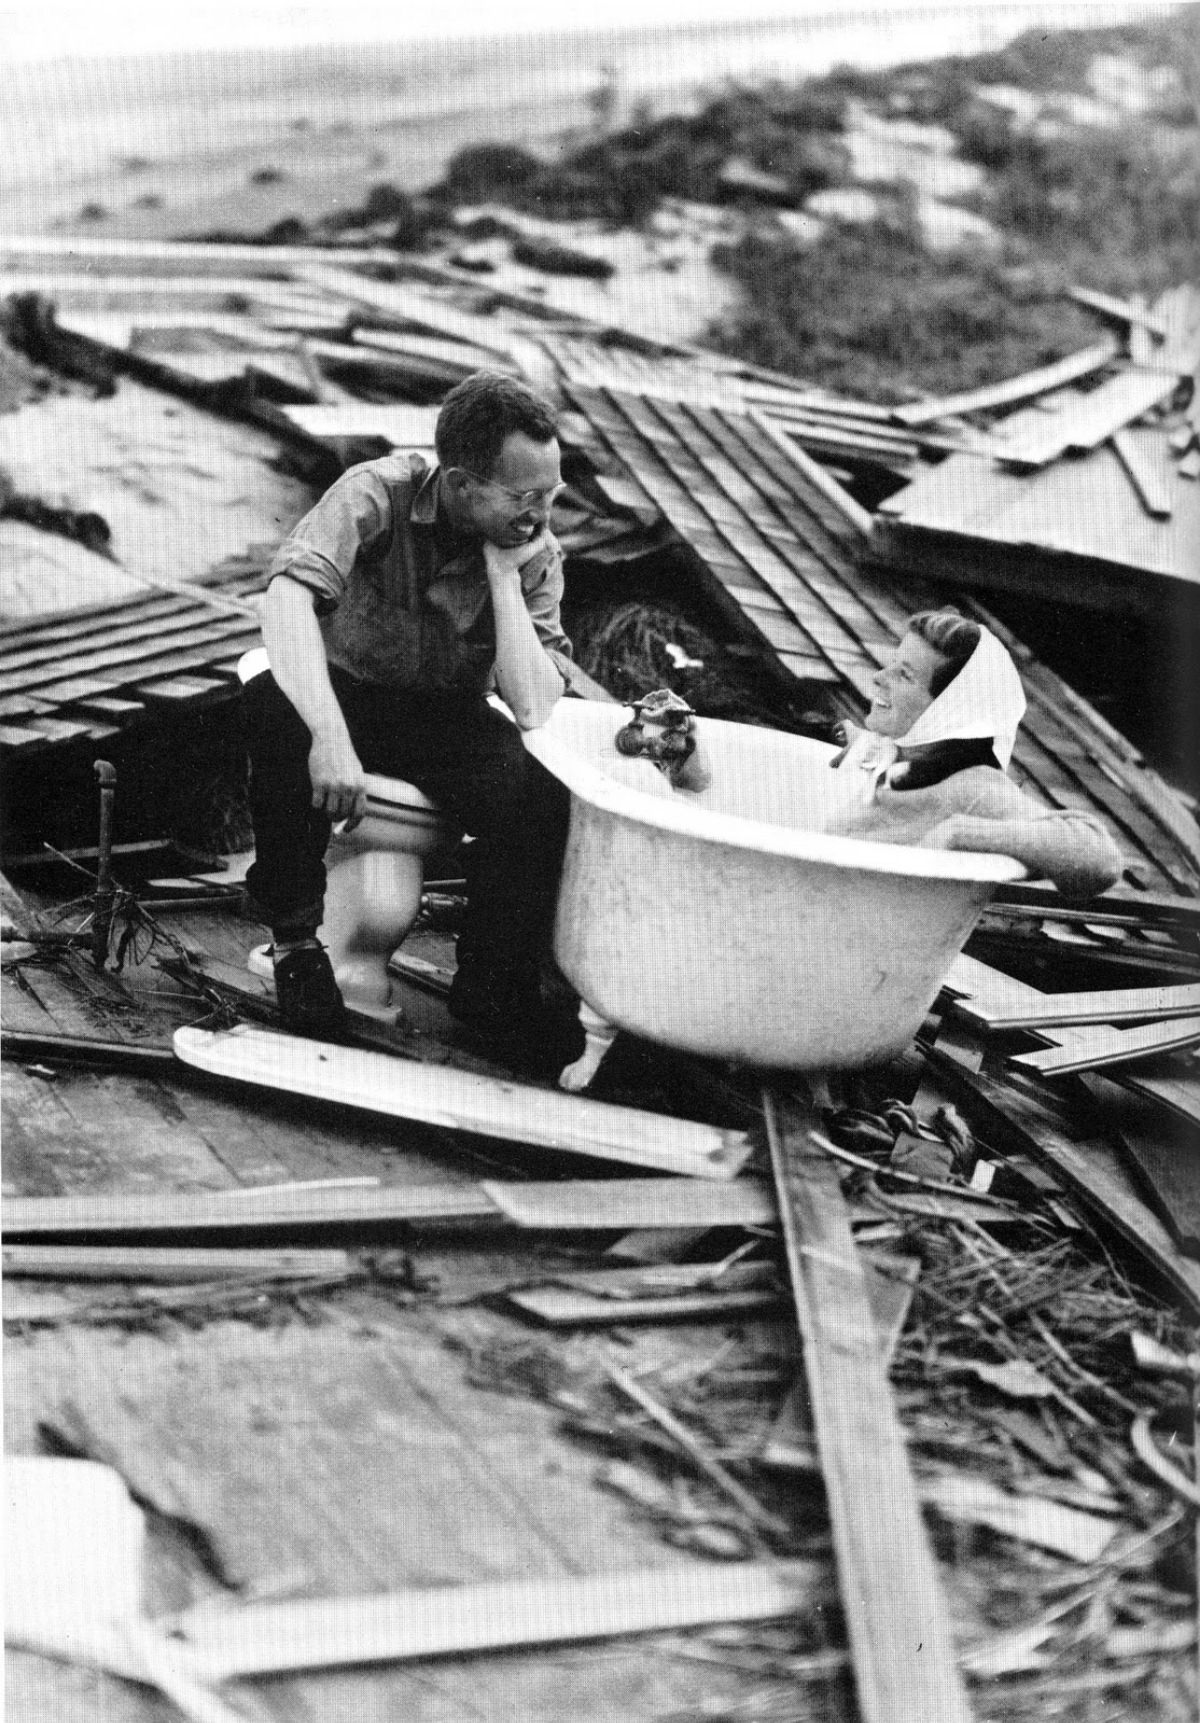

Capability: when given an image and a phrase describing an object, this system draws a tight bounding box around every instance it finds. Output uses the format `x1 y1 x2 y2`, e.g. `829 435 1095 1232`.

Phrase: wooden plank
278 403 439 445
0 234 399 274
746 408 874 535
506 1282 779 1326
999 368 1179 468
294 264 517 356
1010 1016 1200 1076
1111 428 1173 518
2 1244 353 1280
954 980 1200 1032
173 1558 824 1682
481 1177 776 1231
1 1030 177 1071
3 1182 500 1237
175 1024 753 1181
763 1252 922 1471
762 1091 972 1723
891 340 1120 427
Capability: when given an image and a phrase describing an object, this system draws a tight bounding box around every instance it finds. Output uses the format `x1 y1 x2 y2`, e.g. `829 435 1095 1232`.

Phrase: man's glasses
463 472 567 511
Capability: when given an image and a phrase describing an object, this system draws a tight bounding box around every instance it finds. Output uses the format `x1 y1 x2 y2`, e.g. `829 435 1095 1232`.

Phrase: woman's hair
908 609 981 697
435 370 558 477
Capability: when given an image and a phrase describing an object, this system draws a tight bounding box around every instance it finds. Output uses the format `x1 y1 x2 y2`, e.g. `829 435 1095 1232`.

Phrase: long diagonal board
763 1092 973 1723
173 1025 752 1180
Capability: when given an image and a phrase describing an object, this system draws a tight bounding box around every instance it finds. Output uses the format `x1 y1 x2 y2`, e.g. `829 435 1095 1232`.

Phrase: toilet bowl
237 649 455 1018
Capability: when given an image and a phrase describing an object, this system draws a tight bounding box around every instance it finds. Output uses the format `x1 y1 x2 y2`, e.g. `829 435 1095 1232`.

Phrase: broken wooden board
2 1183 500 1237
505 1262 780 1327
998 367 1181 468
172 1557 823 1682
480 1177 775 1231
1009 1016 1200 1077
174 1024 752 1180
763 1091 973 1723
952 979 1200 1033
944 954 1200 1128
1 1244 353 1281
277 403 439 447
891 340 1120 427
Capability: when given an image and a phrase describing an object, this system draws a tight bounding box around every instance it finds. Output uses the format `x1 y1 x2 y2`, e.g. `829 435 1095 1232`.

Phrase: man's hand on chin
483 533 549 583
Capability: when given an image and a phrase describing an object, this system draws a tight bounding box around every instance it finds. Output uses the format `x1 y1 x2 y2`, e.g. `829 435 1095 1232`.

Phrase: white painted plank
174 1025 753 1179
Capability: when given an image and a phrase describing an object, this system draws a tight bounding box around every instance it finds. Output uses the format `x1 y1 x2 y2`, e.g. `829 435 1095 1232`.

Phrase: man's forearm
488 569 563 729
262 577 352 747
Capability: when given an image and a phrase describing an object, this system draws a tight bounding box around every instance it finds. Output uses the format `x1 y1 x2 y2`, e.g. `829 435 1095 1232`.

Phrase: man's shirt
266 453 573 696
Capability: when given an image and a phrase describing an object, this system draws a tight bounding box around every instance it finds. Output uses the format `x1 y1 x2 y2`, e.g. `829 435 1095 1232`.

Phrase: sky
0 0 1147 62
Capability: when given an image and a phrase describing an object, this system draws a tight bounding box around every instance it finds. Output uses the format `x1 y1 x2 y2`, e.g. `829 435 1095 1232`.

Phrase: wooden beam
172 1557 824 1682
952 980 1200 1033
891 339 1119 427
1009 1015 1200 1076
173 1024 753 1181
762 1090 973 1723
746 408 874 537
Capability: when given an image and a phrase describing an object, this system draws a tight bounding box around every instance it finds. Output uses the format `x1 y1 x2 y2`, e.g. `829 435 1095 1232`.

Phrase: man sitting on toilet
243 369 582 1073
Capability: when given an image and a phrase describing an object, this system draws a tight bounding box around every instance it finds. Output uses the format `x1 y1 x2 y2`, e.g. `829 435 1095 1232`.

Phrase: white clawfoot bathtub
522 699 1025 1090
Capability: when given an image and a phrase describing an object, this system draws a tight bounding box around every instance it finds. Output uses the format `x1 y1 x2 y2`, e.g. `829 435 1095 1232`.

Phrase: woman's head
866 609 980 738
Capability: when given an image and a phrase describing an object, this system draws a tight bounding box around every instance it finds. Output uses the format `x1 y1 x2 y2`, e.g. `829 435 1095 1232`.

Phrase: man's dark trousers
243 668 571 1015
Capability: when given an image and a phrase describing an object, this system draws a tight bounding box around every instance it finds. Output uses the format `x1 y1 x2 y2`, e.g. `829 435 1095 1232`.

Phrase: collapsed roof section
874 284 1200 615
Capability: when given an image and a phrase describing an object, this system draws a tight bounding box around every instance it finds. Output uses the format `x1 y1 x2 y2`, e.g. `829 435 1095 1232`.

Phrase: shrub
511 235 614 278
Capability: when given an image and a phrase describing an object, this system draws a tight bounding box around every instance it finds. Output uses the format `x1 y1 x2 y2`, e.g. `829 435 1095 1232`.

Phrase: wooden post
762 1088 973 1723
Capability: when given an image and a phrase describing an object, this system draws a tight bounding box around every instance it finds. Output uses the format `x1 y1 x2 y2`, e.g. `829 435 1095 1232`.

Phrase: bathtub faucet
616 690 711 791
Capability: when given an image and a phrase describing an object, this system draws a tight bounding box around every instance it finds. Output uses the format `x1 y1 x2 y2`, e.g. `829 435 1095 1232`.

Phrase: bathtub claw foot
558 1003 616 1093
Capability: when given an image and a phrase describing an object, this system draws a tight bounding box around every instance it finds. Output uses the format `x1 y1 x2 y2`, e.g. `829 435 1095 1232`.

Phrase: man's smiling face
447 431 564 551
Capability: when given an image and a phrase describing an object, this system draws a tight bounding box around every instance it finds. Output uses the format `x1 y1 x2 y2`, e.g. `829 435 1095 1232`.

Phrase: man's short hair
908 607 980 697
435 370 558 478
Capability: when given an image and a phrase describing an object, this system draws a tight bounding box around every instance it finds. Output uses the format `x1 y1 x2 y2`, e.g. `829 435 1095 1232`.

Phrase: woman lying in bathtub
823 609 1122 900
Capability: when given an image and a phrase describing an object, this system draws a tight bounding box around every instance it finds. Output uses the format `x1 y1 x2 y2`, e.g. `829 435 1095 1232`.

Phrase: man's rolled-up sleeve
267 470 392 614
520 537 574 683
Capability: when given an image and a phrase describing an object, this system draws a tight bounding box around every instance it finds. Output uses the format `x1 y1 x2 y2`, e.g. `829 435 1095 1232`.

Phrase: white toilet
237 650 456 1019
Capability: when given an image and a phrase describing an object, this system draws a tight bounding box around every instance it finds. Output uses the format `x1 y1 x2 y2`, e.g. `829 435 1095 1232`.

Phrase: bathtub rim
522 710 1028 887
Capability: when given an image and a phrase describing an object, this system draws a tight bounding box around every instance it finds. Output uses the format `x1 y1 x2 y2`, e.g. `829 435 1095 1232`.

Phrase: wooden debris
999 367 1181 468
763 1090 973 1723
606 1364 791 1541
3 1182 500 1237
921 1472 1121 1562
891 339 1120 427
952 979 1200 1033
2 1244 352 1281
174 1023 754 1180
924 1049 1200 1313
1129 1412 1200 1510
171 1558 825 1681
1009 1015 1200 1077
480 1177 775 1231
763 1252 922 1471
1069 285 1169 338
505 1261 779 1327
1110 426 1174 518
